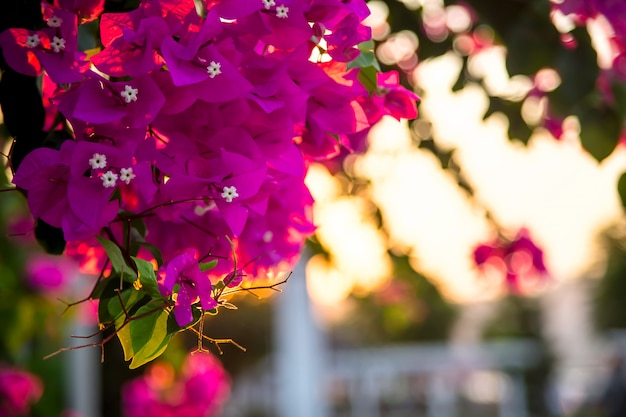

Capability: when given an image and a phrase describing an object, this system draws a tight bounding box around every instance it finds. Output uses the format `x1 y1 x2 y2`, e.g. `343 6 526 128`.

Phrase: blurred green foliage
329 254 457 346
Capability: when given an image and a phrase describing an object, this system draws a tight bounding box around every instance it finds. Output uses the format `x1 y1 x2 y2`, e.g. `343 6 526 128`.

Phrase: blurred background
3 0 626 416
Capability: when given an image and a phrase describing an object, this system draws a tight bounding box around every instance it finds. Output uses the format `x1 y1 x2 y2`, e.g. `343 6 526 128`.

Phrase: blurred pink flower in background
122 352 230 417
25 254 78 293
473 228 549 294
0 366 43 417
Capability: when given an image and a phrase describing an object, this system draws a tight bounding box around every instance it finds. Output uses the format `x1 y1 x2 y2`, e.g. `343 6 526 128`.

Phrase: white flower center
263 231 273 243
51 36 66 53
262 0 275 9
88 153 107 169
101 170 119 188
206 61 222 78
47 16 63 27
120 85 139 103
276 5 289 18
119 167 136 184
26 34 40 48
221 185 239 203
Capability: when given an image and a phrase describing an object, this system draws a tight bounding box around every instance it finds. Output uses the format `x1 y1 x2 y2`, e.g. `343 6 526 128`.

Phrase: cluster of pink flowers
473 228 549 294
0 0 418 324
122 353 230 417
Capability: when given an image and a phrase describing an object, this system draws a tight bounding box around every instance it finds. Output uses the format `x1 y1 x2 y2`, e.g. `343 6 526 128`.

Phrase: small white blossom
88 153 107 169
221 186 239 203
25 34 40 48
101 170 118 188
276 4 289 18
262 0 275 9
206 61 222 78
51 36 66 53
120 85 139 103
47 16 63 27
119 167 136 184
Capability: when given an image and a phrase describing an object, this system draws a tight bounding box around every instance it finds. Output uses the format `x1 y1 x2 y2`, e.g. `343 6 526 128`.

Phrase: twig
188 327 247 355
44 300 172 362
58 259 110 315
221 272 292 297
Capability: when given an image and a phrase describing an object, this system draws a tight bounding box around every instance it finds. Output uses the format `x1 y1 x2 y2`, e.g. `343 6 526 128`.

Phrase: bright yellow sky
306 50 626 305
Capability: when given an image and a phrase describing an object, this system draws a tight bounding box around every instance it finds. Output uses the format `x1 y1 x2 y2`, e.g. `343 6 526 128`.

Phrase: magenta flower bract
160 249 217 326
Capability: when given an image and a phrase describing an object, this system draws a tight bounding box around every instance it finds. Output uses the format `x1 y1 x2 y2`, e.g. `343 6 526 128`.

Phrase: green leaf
551 28 598 106
357 65 379 95
90 276 112 300
348 51 381 71
107 289 144 322
577 105 621 162
357 40 375 52
97 277 122 323
95 236 128 274
199 260 218 272
116 314 134 362
503 3 561 77
131 218 147 238
132 257 162 299
97 279 144 324
132 241 164 268
129 302 172 369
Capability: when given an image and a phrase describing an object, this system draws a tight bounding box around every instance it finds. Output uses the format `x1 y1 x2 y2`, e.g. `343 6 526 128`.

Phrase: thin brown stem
188 327 247 355
45 300 172 362
220 272 292 297
58 259 110 315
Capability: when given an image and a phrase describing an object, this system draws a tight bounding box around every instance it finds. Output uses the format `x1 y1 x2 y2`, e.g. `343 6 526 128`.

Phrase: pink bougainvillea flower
65 238 109 275
0 366 43 417
205 0 262 19
257 0 313 51
473 228 549 294
91 15 169 77
0 5 89 84
69 74 165 128
12 140 141 241
12 144 73 232
25 254 78 293
160 13 253 102
325 14 372 62
55 0 105 23
159 249 217 326
237 176 315 276
122 352 230 417
5 0 420 300
288 60 370 160
0 29 44 76
371 71 420 122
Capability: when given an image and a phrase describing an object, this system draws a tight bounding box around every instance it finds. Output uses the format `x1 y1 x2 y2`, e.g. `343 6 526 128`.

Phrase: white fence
223 340 545 417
